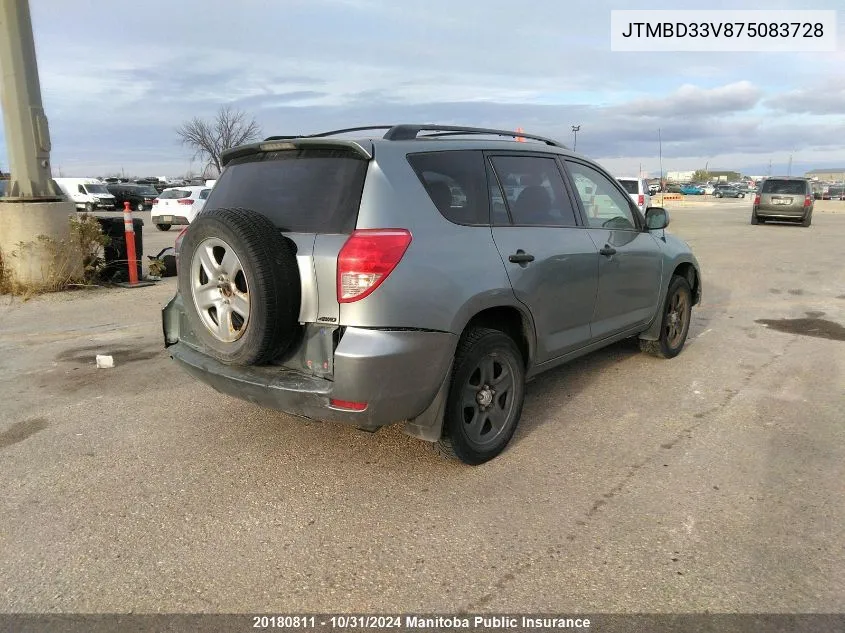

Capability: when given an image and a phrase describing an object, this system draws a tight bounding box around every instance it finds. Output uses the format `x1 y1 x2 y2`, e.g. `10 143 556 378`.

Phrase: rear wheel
640 275 692 359
738 193 745 198
156 223 171 231
802 210 812 227
135 201 145 212
437 328 525 465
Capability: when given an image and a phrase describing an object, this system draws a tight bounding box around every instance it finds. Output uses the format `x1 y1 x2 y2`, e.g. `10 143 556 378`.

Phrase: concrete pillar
0 0 80 286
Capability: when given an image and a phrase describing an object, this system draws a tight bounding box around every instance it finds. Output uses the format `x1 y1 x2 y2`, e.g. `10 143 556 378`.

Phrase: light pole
658 128 664 189
0 0 78 284
787 149 795 177
571 125 580 151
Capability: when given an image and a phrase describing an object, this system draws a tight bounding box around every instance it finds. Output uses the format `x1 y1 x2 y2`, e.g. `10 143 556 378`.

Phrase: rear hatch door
202 143 371 326
760 180 806 211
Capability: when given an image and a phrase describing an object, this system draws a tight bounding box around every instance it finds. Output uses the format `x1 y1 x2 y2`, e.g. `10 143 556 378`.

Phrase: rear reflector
177 199 193 205
337 229 412 303
329 398 368 411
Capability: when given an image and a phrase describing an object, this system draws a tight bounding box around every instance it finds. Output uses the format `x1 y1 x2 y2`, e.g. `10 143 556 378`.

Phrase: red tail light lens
337 229 412 303
754 194 761 205
152 198 159 205
804 195 812 207
638 194 644 206
177 199 193 205
329 398 368 411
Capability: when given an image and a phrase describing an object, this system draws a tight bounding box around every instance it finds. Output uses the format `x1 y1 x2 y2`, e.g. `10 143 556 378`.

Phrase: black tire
156 223 171 231
801 210 812 227
437 327 525 465
640 275 693 359
135 201 145 212
85 202 94 213
738 193 745 198
715 193 722 198
178 207 301 366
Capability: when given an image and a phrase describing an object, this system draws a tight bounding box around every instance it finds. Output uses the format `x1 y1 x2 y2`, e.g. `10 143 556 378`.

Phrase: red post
123 201 139 285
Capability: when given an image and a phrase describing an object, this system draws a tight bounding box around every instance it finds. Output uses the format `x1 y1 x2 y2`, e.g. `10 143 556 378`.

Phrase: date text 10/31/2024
252 615 592 629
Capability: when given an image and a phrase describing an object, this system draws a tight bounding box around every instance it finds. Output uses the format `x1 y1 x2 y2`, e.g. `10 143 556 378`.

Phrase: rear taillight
177 199 193 205
152 198 158 205
638 194 644 206
754 194 760 205
804 195 812 207
337 229 412 303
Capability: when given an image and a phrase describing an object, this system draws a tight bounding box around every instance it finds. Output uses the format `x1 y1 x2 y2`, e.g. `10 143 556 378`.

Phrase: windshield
762 179 807 195
617 179 638 194
84 184 109 194
159 189 191 199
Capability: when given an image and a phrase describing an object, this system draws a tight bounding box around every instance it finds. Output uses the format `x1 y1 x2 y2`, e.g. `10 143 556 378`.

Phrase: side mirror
645 206 669 230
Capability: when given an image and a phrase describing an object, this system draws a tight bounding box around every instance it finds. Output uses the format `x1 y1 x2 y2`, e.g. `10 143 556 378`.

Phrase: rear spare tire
178 207 301 366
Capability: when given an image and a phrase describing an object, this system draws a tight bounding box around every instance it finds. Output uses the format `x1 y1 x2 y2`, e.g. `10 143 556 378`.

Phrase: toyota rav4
162 124 702 464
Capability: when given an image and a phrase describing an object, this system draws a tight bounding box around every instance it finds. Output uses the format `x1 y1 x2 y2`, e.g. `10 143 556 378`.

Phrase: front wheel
85 202 94 213
715 193 722 198
640 275 693 359
156 223 171 231
738 193 745 198
437 328 525 465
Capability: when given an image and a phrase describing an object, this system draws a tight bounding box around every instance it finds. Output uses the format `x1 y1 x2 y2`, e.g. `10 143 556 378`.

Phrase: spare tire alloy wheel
190 237 250 343
177 207 301 366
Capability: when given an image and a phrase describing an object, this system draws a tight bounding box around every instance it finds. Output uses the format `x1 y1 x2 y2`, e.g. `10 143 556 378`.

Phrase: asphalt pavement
1 199 843 613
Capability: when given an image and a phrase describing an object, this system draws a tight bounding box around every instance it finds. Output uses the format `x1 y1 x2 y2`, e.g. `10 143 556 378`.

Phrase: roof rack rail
265 126 395 141
384 124 567 148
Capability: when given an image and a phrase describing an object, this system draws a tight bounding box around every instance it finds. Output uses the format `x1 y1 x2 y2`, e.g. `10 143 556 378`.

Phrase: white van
616 176 652 214
54 178 117 212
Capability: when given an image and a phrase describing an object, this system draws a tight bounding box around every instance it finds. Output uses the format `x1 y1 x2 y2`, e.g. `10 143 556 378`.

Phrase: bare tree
176 105 261 176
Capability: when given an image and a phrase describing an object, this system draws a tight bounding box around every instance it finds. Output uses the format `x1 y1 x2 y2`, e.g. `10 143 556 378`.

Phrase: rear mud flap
402 365 451 443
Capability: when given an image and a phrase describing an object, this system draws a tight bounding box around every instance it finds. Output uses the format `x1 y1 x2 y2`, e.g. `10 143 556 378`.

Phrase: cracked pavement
1 200 844 613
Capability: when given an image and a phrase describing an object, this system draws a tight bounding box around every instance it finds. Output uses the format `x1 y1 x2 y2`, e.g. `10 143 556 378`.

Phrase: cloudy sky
1 0 843 178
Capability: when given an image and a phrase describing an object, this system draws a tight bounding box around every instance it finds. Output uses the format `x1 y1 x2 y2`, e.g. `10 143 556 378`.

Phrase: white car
616 177 652 213
151 186 211 231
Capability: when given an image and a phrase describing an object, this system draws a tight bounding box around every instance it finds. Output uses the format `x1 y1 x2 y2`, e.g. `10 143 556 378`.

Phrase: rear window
762 179 807 195
617 179 638 194
206 148 367 233
159 189 191 199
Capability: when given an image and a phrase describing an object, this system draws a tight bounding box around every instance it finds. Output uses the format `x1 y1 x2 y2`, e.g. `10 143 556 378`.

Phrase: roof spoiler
221 138 373 166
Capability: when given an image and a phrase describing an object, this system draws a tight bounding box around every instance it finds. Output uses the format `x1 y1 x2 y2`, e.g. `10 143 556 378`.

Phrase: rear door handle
599 245 617 257
509 251 535 264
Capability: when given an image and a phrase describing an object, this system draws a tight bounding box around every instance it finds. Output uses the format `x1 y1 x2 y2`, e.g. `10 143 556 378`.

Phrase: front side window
488 155 578 227
566 162 638 231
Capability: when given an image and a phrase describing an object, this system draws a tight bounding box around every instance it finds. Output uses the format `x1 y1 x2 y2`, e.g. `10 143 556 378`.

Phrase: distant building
705 170 741 182
666 170 695 183
805 168 845 181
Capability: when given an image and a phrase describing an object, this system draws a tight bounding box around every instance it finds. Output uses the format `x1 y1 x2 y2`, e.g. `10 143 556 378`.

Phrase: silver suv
163 124 702 464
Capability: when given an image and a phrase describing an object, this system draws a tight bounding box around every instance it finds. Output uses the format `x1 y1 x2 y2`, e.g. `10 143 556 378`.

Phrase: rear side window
406 151 489 225
160 189 191 199
207 148 368 233
617 179 638 194
762 179 807 195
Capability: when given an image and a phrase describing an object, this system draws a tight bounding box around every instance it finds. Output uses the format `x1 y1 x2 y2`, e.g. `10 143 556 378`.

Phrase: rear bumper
164 297 456 428
152 214 190 225
755 205 809 219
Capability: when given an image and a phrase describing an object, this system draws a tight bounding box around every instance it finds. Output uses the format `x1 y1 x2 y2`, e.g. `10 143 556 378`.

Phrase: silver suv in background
163 125 702 464
616 176 651 214
753 177 814 226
